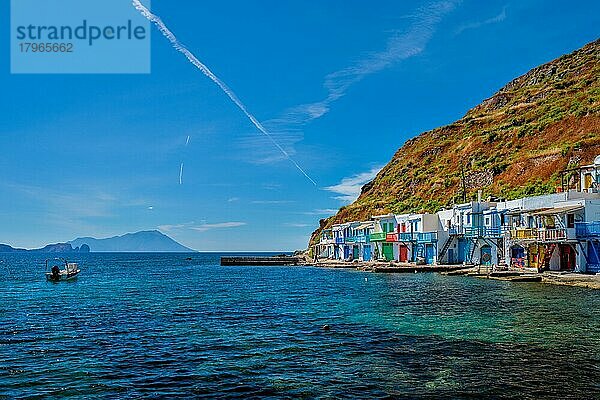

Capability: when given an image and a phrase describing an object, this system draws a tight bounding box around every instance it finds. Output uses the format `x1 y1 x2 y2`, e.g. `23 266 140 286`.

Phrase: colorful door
588 242 600 273
383 243 394 261
480 245 492 265
559 244 575 271
353 245 359 260
344 246 350 259
399 245 408 262
457 239 466 263
425 244 434 264
363 245 372 261
511 245 525 268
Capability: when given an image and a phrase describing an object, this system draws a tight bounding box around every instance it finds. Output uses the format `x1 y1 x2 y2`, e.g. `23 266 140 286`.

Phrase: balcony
399 232 414 242
464 226 483 238
510 228 537 240
448 227 463 236
334 237 345 244
386 233 398 242
416 232 437 243
576 222 600 238
370 232 386 242
465 226 503 238
537 228 567 242
349 234 369 244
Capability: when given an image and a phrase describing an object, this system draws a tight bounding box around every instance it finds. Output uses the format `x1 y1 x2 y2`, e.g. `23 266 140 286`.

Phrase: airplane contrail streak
132 0 317 186
179 162 184 185
185 135 190 146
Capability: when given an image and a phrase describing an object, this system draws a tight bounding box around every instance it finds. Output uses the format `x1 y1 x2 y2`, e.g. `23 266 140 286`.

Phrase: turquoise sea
1 253 599 399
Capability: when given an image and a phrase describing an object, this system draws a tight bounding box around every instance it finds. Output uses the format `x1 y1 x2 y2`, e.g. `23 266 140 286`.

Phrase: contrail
179 162 184 185
132 0 317 186
185 135 190 146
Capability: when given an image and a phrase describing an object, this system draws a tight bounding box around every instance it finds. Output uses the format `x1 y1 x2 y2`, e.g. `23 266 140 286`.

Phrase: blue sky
1 0 599 250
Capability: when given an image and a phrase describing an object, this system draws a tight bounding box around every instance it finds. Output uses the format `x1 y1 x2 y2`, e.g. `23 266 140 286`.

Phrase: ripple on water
0 253 599 399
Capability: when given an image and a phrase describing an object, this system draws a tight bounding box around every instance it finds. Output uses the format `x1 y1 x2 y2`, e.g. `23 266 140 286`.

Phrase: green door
383 243 394 261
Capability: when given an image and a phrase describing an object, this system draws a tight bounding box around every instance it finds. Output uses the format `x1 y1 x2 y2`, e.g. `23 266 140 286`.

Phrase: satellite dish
594 155 600 165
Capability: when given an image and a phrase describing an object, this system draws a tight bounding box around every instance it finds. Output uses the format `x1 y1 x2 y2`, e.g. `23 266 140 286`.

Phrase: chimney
477 190 482 203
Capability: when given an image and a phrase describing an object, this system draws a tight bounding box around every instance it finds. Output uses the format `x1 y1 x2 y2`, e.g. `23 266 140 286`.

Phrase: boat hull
46 270 80 282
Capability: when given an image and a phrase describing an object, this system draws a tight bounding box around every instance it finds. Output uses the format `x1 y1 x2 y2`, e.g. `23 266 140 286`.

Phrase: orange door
399 245 408 262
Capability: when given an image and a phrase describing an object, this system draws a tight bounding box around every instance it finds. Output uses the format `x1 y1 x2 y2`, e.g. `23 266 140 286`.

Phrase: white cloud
191 222 246 232
302 208 339 216
235 130 304 164
238 1 459 164
284 223 312 228
455 7 507 34
324 166 383 203
158 222 193 232
6 183 117 219
251 200 294 205
268 0 459 129
159 221 247 232
227 197 240 202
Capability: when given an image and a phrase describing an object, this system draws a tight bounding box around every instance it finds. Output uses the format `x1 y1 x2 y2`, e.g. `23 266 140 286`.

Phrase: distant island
69 230 194 252
0 230 194 253
0 243 90 253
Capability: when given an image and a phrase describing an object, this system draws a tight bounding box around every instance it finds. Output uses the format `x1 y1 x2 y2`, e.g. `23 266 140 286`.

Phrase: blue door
353 245 359 260
334 246 339 259
588 242 600 273
448 248 455 264
457 239 466 263
425 244 434 264
344 246 350 259
363 245 372 261
481 245 492 265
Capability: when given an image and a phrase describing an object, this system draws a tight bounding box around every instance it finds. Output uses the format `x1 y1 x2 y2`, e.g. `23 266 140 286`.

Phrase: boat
45 258 81 282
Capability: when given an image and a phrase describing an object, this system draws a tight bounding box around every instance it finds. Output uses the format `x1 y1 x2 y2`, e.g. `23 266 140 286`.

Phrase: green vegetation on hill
311 39 600 245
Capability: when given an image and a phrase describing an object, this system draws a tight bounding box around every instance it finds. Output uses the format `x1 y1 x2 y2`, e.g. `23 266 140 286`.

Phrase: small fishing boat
45 258 81 282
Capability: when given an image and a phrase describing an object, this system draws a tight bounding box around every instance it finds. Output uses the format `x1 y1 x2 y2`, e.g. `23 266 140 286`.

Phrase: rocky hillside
311 38 600 245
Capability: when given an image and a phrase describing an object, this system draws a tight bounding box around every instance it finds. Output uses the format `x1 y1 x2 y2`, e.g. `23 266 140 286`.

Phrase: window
467 214 471 224
389 223 394 233
567 214 575 229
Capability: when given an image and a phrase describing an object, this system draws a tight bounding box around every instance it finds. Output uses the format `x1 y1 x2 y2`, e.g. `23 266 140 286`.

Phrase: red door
559 245 575 271
399 245 408 262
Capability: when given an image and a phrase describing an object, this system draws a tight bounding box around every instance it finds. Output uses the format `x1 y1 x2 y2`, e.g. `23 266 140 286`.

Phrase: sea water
1 253 599 398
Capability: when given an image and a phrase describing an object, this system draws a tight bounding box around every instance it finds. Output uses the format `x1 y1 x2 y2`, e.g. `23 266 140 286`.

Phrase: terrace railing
386 233 398 242
349 234 369 244
448 226 464 236
416 232 437 243
576 222 600 238
465 226 503 238
510 228 538 240
370 232 386 242
399 232 415 242
537 228 567 242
